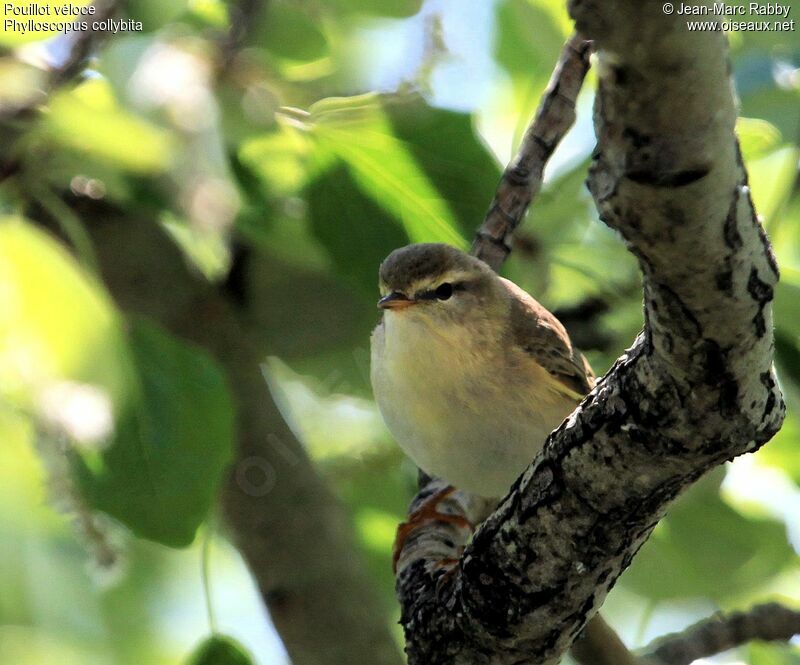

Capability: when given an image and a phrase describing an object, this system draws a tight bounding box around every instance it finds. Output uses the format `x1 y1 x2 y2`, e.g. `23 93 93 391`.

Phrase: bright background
0 0 799 663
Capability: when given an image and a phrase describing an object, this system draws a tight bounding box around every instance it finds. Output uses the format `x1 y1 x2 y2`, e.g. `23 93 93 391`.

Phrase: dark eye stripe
416 281 468 301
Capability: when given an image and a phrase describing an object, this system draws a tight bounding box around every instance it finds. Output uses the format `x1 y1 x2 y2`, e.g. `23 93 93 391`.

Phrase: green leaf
256 2 329 63
43 79 174 173
621 472 794 601
384 97 502 238
329 0 422 17
310 94 466 247
126 0 189 30
494 0 569 82
76 318 235 548
0 218 131 412
758 397 800 486
186 635 255 665
238 125 313 197
306 163 408 294
774 272 800 339
776 333 800 389
493 0 574 144
747 146 800 226
737 117 783 160
749 642 800 665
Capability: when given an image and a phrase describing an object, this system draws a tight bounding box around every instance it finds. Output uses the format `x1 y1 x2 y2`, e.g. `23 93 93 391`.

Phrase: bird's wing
500 277 595 400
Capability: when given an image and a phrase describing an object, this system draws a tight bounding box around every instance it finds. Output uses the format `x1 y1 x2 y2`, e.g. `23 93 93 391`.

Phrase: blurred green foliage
186 635 256 664
0 0 798 663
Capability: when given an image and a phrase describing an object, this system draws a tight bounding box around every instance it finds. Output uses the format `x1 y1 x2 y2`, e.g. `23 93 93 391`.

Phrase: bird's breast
371 314 577 497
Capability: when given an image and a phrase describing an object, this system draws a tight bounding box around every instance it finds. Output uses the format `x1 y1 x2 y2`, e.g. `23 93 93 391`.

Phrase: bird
370 245 618 649
370 242 594 501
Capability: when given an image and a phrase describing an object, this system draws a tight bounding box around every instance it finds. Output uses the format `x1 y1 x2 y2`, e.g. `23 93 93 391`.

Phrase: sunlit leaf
160 213 231 281
0 218 130 412
737 60 800 140
494 0 568 82
238 125 313 197
310 94 466 247
76 318 235 548
737 117 783 160
384 97 502 237
749 641 800 665
757 388 800 487
329 0 423 18
0 625 105 665
187 0 228 27
186 635 255 665
0 57 47 113
43 79 175 173
265 357 388 461
747 146 799 226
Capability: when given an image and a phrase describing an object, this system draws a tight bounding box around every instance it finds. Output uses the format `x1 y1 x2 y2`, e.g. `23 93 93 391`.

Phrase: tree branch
395 3 785 663
570 614 639 665
471 32 592 271
65 205 404 665
0 0 123 182
47 0 121 91
642 603 800 665
214 0 265 75
6 4 403 660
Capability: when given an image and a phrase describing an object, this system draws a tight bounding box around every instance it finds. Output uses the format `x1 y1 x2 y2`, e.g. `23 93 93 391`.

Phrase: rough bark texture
472 33 591 270
79 211 403 665
395 2 785 664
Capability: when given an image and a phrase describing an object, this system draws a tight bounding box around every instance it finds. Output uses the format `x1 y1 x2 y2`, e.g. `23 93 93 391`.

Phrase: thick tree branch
395 3 785 664
6 6 402 660
642 603 800 665
471 33 591 270
64 206 403 665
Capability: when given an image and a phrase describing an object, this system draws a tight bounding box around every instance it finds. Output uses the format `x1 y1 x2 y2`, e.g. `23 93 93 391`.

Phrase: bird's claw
392 485 473 574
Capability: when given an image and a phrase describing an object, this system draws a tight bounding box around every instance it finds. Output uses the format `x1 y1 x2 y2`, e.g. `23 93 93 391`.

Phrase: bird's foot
392 485 473 574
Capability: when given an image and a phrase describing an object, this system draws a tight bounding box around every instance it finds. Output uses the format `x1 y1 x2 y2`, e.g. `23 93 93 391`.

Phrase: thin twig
398 33 639 665
215 0 266 76
47 0 121 92
641 603 800 665
398 32 594 576
471 32 592 271
0 0 123 183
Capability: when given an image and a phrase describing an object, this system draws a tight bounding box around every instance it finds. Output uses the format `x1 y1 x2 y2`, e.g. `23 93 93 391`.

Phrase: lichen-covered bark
396 2 785 663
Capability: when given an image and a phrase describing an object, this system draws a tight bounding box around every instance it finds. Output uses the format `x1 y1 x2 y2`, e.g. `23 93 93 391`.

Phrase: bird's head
377 244 500 326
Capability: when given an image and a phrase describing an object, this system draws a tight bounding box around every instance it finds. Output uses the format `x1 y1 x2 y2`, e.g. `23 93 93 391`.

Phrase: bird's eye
435 283 453 300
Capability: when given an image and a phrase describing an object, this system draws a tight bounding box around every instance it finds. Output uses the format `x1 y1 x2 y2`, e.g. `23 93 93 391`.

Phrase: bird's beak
378 292 415 310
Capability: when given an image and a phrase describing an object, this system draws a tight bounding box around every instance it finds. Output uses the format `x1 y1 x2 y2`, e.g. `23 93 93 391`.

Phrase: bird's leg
392 485 473 574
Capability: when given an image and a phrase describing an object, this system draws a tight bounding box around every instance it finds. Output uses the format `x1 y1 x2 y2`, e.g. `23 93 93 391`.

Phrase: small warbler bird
370 243 594 499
